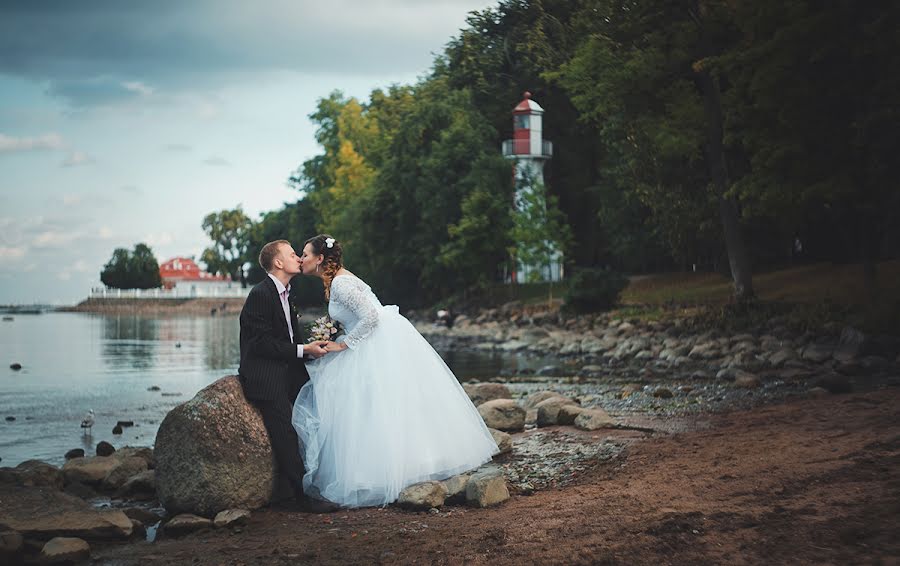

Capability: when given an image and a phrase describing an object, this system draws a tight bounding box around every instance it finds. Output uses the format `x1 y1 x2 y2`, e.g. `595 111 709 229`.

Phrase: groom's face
276 244 302 275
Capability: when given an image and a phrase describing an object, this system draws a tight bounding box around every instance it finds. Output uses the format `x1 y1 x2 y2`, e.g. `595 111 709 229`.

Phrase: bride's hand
323 340 347 352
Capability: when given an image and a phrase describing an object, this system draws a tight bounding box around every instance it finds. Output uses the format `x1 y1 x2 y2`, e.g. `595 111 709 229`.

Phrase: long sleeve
241 288 298 361
331 277 379 350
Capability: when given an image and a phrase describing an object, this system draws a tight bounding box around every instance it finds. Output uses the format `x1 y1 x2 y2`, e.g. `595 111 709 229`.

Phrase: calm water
0 312 547 467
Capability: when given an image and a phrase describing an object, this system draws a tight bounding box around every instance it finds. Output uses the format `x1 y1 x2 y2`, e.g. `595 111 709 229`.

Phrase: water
0 312 550 467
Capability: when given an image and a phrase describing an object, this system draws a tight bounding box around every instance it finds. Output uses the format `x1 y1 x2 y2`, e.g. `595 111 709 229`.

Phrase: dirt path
96 388 900 565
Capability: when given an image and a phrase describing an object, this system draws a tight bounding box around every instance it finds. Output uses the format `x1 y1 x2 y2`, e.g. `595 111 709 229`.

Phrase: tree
99 243 162 289
201 207 253 285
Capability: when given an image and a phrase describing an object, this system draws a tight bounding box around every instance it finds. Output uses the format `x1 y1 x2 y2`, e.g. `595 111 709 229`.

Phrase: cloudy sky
0 0 494 304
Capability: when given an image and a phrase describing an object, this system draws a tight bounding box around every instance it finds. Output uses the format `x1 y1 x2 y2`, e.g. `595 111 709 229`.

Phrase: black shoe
298 495 341 514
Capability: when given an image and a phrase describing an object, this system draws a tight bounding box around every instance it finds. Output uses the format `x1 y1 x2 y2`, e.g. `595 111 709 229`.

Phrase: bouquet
306 315 342 343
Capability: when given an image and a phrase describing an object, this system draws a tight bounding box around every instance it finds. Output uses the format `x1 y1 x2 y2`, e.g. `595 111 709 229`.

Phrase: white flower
325 237 335 248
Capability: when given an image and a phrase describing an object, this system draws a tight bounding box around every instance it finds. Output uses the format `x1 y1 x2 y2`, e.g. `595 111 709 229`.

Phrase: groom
238 239 336 513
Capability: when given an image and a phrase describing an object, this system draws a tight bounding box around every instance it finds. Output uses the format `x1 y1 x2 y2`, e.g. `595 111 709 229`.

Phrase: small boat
1 316 12 321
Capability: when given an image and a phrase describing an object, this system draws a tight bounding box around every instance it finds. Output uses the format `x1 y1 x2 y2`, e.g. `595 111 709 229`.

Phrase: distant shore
62 297 247 316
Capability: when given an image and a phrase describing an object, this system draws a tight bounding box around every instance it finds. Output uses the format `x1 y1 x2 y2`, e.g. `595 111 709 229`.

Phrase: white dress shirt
268 273 304 358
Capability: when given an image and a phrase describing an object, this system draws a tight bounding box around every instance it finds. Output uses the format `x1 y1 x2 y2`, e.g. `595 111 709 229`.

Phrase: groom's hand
306 341 329 359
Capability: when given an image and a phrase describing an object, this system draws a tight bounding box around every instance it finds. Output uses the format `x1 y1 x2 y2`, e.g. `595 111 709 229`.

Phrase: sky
0 0 495 304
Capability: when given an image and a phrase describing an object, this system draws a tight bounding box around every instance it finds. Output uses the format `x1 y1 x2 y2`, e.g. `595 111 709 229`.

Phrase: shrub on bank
564 268 629 313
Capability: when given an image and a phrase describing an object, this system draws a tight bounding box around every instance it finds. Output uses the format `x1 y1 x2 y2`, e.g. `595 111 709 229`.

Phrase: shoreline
61 297 248 316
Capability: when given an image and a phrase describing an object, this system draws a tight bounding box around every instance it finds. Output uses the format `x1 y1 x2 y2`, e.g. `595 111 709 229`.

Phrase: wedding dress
291 274 498 507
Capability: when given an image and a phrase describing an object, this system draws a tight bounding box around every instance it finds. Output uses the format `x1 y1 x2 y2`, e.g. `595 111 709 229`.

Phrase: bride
291 234 498 507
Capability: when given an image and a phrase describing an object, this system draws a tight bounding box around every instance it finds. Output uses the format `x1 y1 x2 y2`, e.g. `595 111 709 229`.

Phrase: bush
564 268 629 313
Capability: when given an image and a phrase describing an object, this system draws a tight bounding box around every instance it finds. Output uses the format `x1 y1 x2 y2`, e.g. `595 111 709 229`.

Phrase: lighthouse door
513 114 530 154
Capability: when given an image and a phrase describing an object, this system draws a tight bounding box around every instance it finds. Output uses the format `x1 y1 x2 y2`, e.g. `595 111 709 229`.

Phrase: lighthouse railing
501 139 553 158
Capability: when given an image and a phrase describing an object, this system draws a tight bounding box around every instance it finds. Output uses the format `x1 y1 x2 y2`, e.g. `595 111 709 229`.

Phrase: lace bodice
328 275 383 349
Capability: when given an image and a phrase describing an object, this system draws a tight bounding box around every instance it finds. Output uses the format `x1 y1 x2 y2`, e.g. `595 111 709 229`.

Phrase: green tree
99 244 161 289
510 168 572 288
201 207 253 286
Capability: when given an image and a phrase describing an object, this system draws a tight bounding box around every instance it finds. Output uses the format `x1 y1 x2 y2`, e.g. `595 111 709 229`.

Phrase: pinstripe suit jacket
238 276 310 402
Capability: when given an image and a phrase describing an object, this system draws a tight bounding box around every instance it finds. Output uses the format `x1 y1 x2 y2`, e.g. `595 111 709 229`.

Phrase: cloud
0 246 26 260
119 185 142 195
143 231 175 247
0 133 64 153
0 0 494 107
203 156 231 167
163 143 192 152
61 151 94 167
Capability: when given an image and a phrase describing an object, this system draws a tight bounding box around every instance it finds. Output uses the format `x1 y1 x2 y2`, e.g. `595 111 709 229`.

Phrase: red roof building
159 257 231 290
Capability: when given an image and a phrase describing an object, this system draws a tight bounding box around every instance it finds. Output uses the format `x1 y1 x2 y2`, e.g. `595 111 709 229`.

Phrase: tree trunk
696 67 754 302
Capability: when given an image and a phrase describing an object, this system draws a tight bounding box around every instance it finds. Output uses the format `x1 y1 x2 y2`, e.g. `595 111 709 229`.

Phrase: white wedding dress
291 274 498 507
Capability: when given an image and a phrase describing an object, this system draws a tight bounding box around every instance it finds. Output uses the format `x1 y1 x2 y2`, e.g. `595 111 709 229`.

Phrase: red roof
159 257 231 281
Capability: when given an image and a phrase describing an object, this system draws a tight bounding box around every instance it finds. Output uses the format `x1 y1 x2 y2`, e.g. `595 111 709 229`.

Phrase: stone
620 383 643 398
101 457 148 491
535 396 579 427
802 344 833 364
768 347 797 367
397 481 448 510
522 390 563 409
652 388 674 398
154 376 279 517
213 509 251 529
0 530 24 560
463 383 512 406
688 343 720 360
574 408 615 431
536 365 562 377
115 447 154 468
465 470 509 508
860 355 890 374
116 469 156 499
130 519 146 540
807 387 830 398
489 428 512 455
814 373 853 394
441 474 470 503
733 371 761 389
96 441 115 457
0 485 132 540
40 537 90 563
557 405 586 426
122 507 164 527
62 456 119 486
0 460 63 489
477 399 525 432
162 514 212 537
64 449 85 461
578 365 604 378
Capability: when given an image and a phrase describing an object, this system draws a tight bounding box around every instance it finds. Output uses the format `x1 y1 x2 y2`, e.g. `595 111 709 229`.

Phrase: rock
489 428 512 455
688 343 720 360
477 399 525 432
860 355 890 374
116 469 156 499
147 385 161 392
129 519 146 540
0 460 63 489
162 514 212 537
96 441 115 457
802 344 833 364
64 449 85 461
716 367 739 381
536 365 562 377
9 363 22 370
0 484 132 540
463 383 512 406
0 530 24 560
807 387 830 398
154 376 278 517
465 470 509 508
814 373 853 394
116 420 134 428
620 383 643 398
733 371 761 389
652 388 674 399
441 474 470 503
62 456 119 486
213 509 251 529
102 457 148 491
122 507 164 526
574 408 615 431
114 446 155 469
522 391 563 409
557 405 586 426
40 537 90 563
577 365 604 378
4 416 14 422
397 481 448 510
112 424 123 435
535 396 579 427
559 341 581 355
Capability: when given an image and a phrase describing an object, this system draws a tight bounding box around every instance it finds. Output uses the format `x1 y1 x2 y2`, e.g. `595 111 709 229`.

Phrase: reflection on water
0 312 546 468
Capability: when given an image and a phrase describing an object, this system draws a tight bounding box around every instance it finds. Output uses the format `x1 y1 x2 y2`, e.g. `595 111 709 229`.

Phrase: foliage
510 167 572 282
201 207 253 285
100 243 162 290
563 268 628 313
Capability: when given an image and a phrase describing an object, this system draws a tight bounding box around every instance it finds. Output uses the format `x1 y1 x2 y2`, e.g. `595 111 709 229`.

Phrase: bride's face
299 243 322 276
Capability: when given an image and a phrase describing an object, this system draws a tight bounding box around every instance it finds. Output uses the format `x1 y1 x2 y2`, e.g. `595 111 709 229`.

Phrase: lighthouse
502 92 563 283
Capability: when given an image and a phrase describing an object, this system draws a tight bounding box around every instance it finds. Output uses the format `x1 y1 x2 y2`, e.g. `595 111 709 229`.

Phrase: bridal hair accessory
325 237 336 248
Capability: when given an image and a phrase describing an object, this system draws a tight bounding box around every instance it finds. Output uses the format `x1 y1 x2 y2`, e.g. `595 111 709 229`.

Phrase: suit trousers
253 397 305 494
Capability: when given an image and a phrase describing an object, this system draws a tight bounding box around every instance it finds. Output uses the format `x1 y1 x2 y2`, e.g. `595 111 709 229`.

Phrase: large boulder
488 428 512 455
574 408 615 431
162 514 212 538
522 390 563 410
116 470 156 500
62 456 119 486
40 537 90 563
465 470 509 508
463 383 512 406
0 485 132 541
154 376 277 517
535 396 579 427
0 460 63 490
477 399 526 432
397 481 448 510
101 457 148 491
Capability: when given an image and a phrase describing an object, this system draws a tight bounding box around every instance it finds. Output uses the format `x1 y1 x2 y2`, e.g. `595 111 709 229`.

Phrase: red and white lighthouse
502 92 563 283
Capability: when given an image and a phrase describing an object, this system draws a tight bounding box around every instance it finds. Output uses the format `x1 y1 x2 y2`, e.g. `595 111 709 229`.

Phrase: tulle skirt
291 306 498 508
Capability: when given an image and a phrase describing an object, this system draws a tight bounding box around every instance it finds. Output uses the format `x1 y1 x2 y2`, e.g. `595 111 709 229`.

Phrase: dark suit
239 276 309 493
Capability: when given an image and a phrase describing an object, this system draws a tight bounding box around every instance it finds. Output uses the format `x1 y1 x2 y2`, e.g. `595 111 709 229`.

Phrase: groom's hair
259 240 290 272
